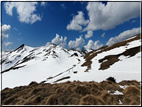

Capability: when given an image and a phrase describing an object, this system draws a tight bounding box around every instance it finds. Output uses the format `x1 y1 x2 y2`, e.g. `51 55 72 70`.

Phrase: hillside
1 34 141 90
1 33 141 105
1 79 141 105
1 43 85 89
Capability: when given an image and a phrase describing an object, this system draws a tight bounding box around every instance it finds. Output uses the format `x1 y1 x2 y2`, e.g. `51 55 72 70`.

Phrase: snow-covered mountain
1 43 86 89
1 34 141 89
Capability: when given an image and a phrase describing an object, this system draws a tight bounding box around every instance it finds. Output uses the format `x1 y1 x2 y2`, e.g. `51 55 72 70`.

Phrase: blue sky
1 1 141 51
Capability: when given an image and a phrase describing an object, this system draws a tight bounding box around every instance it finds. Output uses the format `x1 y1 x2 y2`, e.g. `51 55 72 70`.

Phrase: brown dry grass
122 86 140 105
82 33 141 71
79 95 105 105
81 60 92 72
99 55 119 70
1 80 141 105
46 95 59 105
98 45 141 70
118 80 140 89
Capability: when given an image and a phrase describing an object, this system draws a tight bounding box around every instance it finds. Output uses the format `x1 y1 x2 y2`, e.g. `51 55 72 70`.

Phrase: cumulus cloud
68 35 85 49
2 24 11 39
51 34 67 48
101 32 105 38
0 24 13 49
41 2 46 6
4 2 41 24
85 30 93 39
106 27 141 46
67 11 89 31
4 42 13 47
84 2 140 31
84 40 103 50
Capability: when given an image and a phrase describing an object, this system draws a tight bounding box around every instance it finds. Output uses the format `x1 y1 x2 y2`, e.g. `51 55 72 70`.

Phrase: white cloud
51 34 67 48
4 42 13 47
4 2 41 24
106 27 141 46
2 24 11 39
68 35 85 49
67 11 89 31
84 2 140 31
41 2 46 6
0 24 13 50
85 30 93 39
84 40 103 50
101 32 105 38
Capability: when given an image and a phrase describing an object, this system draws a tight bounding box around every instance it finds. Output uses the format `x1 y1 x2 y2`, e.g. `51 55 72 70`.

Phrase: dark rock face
14 44 25 52
71 53 78 57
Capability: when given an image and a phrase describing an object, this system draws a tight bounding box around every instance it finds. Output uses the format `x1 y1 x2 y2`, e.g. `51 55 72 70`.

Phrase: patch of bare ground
99 55 119 70
99 46 141 70
82 33 141 71
1 79 141 105
81 60 92 72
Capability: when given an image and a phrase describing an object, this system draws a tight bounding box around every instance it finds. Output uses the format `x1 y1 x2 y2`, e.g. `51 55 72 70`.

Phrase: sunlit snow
1 37 141 89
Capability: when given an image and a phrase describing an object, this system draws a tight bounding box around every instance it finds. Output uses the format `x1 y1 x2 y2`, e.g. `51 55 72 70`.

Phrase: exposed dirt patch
81 60 92 72
82 33 141 71
99 55 119 70
99 46 141 70
119 46 141 57
1 80 141 105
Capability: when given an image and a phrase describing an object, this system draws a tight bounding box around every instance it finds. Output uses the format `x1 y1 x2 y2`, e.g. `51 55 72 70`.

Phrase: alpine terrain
1 33 141 105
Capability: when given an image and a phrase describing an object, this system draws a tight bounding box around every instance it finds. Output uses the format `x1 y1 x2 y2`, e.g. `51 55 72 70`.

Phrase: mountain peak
2 33 141 90
14 44 25 51
14 44 34 53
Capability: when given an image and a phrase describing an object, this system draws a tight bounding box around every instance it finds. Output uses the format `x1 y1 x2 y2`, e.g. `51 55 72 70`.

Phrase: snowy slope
1 34 141 89
1 43 86 89
46 34 141 84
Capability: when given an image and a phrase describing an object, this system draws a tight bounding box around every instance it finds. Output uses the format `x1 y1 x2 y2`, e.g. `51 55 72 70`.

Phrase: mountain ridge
1 33 141 90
